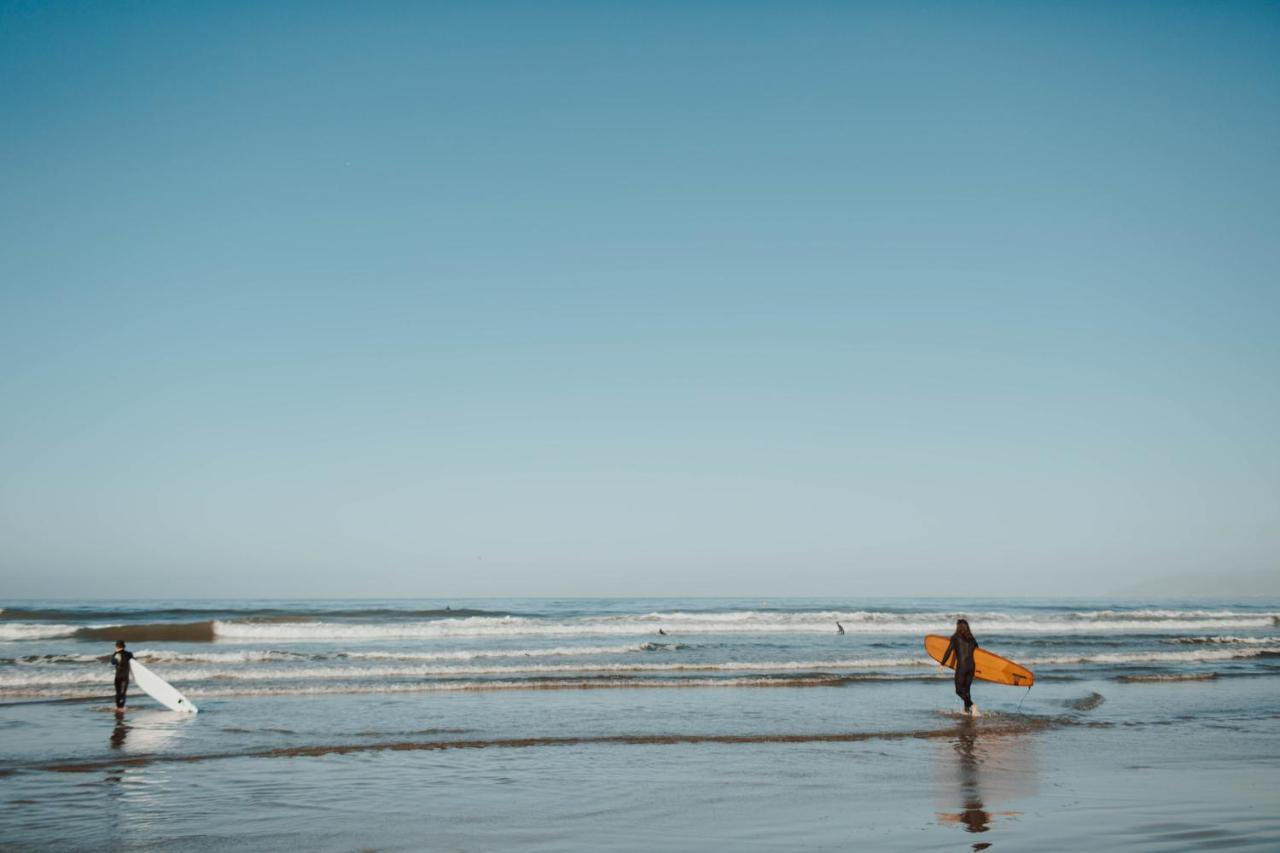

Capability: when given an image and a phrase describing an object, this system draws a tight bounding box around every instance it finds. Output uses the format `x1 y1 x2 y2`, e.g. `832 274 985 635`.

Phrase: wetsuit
111 649 134 708
941 634 978 711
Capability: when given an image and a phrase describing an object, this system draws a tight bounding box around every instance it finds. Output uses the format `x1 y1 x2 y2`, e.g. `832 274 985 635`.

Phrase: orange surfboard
924 635 1034 687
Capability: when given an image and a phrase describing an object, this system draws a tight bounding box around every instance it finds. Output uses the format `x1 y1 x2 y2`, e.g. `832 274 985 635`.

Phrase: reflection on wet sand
934 716 1038 843
41 716 1073 774
110 712 129 750
947 726 994 833
99 709 190 757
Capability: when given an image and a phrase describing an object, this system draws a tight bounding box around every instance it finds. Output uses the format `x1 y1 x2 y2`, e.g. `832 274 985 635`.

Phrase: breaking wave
0 657 928 688
0 624 80 641
338 643 675 662
0 673 938 701
210 610 1280 641
0 643 678 666
1161 636 1278 646
1026 647 1280 666
3 609 1275 644
0 607 507 622
6 645 1277 692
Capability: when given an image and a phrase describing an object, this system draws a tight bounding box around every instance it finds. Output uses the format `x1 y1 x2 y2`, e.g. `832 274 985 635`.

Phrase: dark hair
953 619 974 642
115 640 126 648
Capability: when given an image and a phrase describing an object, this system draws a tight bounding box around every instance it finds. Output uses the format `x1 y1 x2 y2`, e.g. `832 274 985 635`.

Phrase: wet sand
34 713 1085 775
2 679 1278 851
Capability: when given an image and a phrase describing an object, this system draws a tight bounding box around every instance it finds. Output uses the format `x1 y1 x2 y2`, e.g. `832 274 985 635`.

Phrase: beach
6 0 1280 848
2 598 1278 850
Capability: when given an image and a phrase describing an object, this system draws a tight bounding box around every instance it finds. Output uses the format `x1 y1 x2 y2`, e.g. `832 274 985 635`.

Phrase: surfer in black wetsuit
940 619 979 717
110 641 134 710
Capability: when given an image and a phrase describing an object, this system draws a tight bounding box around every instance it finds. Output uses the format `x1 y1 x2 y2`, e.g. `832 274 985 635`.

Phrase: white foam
6 649 307 665
192 675 883 697
1161 636 1278 646
11 652 104 664
0 623 79 641
1076 609 1264 620
338 643 663 662
9 645 1278 692
132 649 306 664
0 657 927 688
1026 647 1280 666
0 670 134 687
209 610 1280 641
275 656 921 679
5 646 658 665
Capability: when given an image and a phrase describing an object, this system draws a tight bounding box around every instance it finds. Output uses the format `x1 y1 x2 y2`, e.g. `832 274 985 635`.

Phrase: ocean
2 598 1279 850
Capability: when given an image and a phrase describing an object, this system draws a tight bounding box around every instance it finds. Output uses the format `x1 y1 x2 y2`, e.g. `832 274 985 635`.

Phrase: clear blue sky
2 1 1277 598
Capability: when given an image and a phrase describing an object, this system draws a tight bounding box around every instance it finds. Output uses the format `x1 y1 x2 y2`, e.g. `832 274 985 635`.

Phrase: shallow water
2 598 1278 850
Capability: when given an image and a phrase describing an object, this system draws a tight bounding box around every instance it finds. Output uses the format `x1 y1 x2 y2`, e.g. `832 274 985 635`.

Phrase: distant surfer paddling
940 619 979 717
110 641 134 710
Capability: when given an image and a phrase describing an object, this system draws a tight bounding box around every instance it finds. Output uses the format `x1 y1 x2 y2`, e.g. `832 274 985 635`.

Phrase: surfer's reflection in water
949 724 992 833
934 718 1037 843
110 712 130 750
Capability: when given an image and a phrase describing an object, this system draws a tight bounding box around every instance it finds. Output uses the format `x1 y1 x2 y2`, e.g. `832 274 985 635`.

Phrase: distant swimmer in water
658 628 667 636
940 619 979 717
110 640 134 710
836 622 845 635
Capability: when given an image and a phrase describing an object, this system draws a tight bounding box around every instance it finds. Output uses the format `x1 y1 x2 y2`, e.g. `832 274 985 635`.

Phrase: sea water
2 598 1278 850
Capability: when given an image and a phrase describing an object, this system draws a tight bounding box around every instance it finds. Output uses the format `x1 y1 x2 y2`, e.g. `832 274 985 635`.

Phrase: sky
1 1 1278 599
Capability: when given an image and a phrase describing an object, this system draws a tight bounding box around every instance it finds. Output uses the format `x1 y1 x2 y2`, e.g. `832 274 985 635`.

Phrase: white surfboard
131 659 198 714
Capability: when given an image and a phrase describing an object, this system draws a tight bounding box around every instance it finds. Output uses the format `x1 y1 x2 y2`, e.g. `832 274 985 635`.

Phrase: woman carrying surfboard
940 619 979 717
924 627 1034 708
